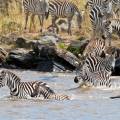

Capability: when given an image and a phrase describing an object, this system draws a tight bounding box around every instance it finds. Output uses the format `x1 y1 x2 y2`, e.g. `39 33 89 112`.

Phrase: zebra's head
102 0 113 15
0 70 7 88
74 70 85 84
0 70 21 89
105 50 116 71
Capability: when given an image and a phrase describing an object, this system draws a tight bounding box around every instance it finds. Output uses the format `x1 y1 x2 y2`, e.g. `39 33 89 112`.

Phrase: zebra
48 0 83 35
74 70 111 88
83 53 115 75
74 52 116 87
89 5 113 46
23 0 49 32
0 70 70 100
83 37 106 57
110 19 120 38
85 0 113 16
85 0 112 9
112 0 120 18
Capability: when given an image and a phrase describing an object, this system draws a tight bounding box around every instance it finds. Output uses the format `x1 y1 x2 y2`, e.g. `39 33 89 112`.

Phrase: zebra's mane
1 70 21 83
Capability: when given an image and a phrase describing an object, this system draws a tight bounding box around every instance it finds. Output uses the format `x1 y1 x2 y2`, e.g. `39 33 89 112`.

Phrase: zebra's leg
108 33 112 46
52 16 59 33
38 15 42 33
29 14 36 33
24 12 29 31
67 17 72 35
40 15 45 33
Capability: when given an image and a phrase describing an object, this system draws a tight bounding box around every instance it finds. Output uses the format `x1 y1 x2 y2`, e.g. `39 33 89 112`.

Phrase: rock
6 48 36 69
5 33 83 72
112 58 120 76
106 46 120 76
40 33 62 44
36 60 54 72
67 39 89 56
16 37 26 48
56 49 80 68
33 42 57 57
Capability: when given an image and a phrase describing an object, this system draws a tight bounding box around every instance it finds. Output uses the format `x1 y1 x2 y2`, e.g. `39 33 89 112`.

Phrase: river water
0 69 120 120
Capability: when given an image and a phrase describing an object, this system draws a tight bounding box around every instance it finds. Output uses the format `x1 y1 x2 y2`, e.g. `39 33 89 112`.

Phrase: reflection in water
0 69 120 120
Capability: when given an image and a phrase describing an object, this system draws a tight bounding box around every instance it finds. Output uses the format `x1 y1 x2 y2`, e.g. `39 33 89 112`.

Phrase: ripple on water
0 69 120 120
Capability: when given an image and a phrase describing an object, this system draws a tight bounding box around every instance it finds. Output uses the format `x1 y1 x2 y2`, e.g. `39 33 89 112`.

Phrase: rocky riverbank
0 32 120 75
0 33 88 72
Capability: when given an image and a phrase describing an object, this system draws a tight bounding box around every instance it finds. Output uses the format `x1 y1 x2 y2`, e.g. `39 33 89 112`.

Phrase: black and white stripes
111 19 120 38
0 70 69 100
49 0 82 35
89 5 113 46
23 0 49 32
74 51 116 88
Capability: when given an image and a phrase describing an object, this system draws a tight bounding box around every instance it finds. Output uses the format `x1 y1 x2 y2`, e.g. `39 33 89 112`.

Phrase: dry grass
0 0 119 47
0 0 89 37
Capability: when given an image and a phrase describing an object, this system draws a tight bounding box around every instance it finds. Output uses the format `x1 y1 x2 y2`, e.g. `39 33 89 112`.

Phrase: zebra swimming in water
74 51 116 88
0 70 70 100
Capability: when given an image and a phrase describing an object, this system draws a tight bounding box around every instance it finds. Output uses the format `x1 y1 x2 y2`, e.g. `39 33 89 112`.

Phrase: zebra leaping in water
0 70 70 100
74 51 116 88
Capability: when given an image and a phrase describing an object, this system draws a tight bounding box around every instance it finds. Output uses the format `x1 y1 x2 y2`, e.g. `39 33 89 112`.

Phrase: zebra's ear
100 51 106 58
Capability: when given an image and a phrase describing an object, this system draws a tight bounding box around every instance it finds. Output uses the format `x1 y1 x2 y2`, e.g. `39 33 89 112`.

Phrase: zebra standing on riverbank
89 5 113 46
23 0 49 32
48 0 83 35
0 70 70 100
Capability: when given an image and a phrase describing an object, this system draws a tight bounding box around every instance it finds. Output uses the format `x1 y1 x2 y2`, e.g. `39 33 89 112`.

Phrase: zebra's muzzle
74 76 79 83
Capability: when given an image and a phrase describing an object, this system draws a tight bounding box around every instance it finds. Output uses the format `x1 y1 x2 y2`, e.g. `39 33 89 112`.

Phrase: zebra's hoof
74 76 79 83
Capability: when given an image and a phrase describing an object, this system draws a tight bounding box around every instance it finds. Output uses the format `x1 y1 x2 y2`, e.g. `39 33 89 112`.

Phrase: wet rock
6 48 35 69
6 41 80 72
112 58 120 76
106 46 120 76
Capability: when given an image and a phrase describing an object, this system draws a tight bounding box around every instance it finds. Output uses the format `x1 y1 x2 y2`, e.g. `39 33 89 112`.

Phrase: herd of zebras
0 0 120 100
23 0 120 45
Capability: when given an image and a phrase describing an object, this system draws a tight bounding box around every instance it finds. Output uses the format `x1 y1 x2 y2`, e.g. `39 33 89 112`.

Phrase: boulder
106 46 120 76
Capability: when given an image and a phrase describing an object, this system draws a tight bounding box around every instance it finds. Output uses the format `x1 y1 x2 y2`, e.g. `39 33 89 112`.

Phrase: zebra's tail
45 11 49 19
49 93 70 100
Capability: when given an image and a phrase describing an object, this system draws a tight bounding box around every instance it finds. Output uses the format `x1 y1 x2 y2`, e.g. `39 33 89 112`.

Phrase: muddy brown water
0 69 120 120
